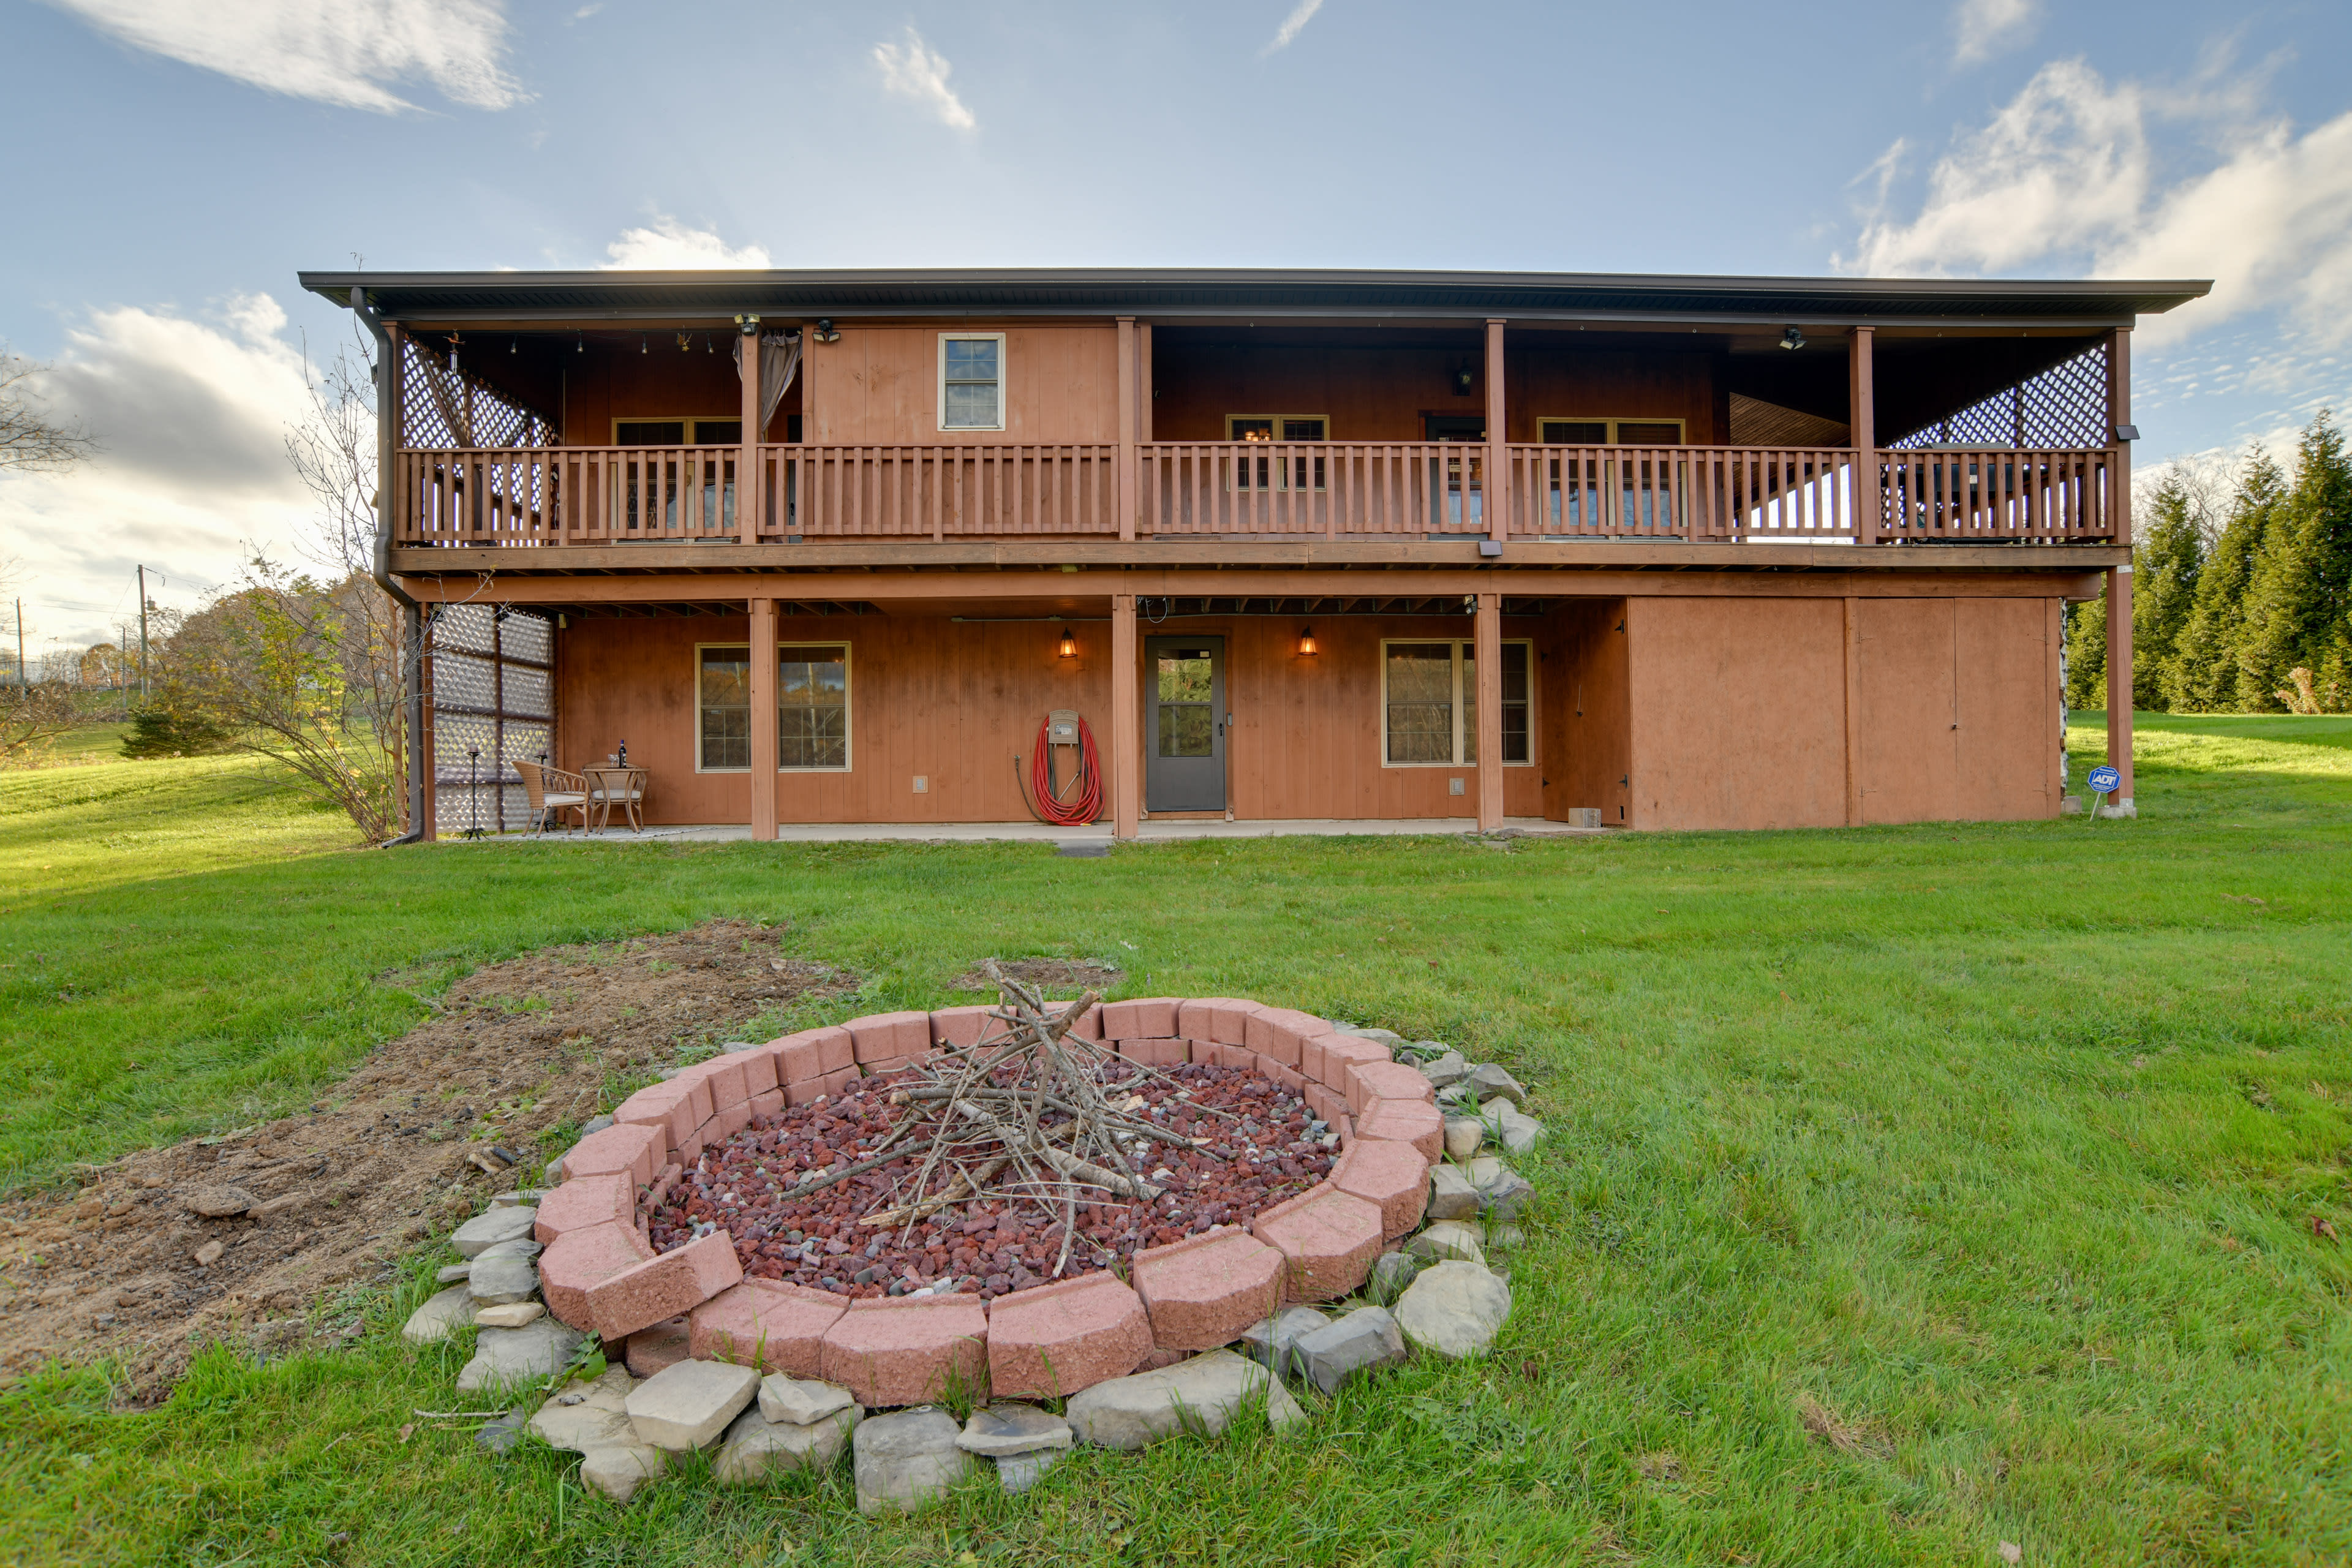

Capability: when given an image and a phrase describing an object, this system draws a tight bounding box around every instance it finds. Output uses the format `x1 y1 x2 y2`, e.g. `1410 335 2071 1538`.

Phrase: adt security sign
2087 764 2121 794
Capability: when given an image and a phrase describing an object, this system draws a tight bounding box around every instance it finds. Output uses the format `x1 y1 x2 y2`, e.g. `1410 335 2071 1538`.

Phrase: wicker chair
515 760 591 836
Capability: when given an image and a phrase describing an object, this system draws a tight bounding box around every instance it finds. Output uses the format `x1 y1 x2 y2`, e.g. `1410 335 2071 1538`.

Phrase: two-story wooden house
304 267 2204 840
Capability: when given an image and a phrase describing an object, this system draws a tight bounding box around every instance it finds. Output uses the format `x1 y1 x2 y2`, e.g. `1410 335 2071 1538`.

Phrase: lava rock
1393 1259 1512 1358
1065 1349 1307 1450
854 1406 973 1515
1291 1306 1408 1395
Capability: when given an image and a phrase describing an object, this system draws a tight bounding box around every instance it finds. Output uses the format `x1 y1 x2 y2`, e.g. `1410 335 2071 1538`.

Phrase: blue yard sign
2087 765 2121 794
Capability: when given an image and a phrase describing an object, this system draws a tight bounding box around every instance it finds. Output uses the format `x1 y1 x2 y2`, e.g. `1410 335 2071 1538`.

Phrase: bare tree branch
0 348 99 473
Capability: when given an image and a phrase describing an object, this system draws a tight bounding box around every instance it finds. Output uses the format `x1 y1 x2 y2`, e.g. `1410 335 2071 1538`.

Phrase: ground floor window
1381 639 1531 766
696 643 851 771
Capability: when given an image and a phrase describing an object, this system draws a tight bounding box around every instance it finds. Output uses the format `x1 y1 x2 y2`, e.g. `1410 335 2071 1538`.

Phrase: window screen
699 647 751 769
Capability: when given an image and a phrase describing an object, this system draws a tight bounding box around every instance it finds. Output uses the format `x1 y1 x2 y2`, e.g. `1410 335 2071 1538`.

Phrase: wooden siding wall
559 339 801 445
1153 334 1723 443
805 326 1120 445
1619 596 2061 831
1540 599 1632 826
556 612 1547 824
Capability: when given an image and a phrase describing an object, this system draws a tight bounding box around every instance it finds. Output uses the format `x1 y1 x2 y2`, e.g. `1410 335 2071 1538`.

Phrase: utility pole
137 565 151 704
13 598 23 693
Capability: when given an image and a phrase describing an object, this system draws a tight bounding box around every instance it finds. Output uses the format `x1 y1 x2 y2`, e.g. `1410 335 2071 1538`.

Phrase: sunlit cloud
1951 0 2037 66
1261 0 1325 57
873 25 975 132
602 219 772 270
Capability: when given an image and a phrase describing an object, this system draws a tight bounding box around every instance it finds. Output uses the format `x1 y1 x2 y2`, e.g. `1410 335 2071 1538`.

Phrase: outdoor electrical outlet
1449 778 1466 796
912 775 929 794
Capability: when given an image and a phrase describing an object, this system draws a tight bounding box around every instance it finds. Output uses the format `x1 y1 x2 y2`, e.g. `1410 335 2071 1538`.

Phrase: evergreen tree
2165 448 2285 710
2130 472 2204 710
2237 412 2352 711
2063 594 2107 711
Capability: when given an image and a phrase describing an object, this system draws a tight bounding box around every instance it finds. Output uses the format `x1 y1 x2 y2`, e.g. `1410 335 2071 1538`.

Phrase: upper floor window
940 334 1005 431
616 418 742 446
1226 414 1328 490
1539 417 1685 446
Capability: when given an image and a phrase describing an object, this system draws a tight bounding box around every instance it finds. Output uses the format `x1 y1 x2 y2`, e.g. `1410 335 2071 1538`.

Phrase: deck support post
739 328 761 545
1112 594 1139 839
1483 318 1507 544
1849 326 1877 544
1117 317 1138 541
2106 325 2134 810
1475 592 1503 832
749 596 777 841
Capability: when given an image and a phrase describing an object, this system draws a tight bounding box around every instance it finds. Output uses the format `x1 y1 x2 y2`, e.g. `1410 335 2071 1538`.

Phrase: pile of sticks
815 960 1226 1280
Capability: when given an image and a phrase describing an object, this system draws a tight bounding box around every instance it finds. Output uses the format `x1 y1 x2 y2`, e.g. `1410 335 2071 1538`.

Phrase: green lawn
2 713 2348 1565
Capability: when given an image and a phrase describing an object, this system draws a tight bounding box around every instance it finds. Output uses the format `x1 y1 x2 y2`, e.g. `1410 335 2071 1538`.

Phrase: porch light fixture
1779 325 1806 350
1057 627 1078 658
1297 627 1318 656
576 331 584 354
509 336 516 354
1453 366 1475 396
813 318 842 344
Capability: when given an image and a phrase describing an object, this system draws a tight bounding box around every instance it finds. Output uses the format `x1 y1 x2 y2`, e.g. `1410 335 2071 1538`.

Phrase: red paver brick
1251 1054 1307 1095
1188 1038 1253 1068
1252 1185 1384 1303
540 1221 655 1330
535 1171 635 1245
984 1273 1152 1398
688 1278 848 1378
773 1025 854 1086
625 1316 690 1378
1329 1139 1431 1240
1101 998 1180 1039
1346 1059 1437 1115
1176 998 1258 1046
1130 1227 1285 1350
682 1055 750 1113
586 1230 745 1340
785 1065 859 1107
748 1089 782 1118
722 1045 780 1099
1117 1038 1188 1068
818 1294 990 1408
561 1121 664 1188
1311 1034 1392 1090
612 1077 713 1158
1304 1082 1350 1127
846 1010 931 1070
1353 1097 1444 1162
711 1101 752 1142
928 1005 999 1050
1062 1001 1105 1042
1244 1006 1325 1068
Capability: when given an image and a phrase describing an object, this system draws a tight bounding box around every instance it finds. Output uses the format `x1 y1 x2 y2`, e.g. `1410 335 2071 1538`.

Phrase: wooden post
1483 318 1507 543
750 596 778 840
1138 324 1153 442
418 610 438 842
2106 325 2134 808
1475 592 1503 832
1116 317 1137 542
1112 594 1140 839
1850 326 1878 544
739 328 761 545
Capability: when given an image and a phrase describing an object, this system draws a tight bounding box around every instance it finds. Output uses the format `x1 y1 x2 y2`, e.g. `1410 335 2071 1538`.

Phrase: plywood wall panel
807 326 1118 445
1954 597 2059 820
1854 600 1959 824
1623 598 1848 831
1542 600 1631 826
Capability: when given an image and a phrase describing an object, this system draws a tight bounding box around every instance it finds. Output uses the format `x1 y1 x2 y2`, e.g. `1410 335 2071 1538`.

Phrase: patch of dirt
0 919 856 1399
950 957 1123 993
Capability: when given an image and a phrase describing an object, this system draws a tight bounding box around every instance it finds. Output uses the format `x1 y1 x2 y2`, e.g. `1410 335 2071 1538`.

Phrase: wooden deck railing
393 442 2117 547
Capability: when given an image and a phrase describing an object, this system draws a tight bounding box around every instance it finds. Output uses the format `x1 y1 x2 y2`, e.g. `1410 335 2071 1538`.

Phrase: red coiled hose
1024 715 1102 826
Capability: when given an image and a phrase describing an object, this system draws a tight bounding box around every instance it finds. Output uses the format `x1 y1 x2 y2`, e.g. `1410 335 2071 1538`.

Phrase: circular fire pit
536 994 1446 1409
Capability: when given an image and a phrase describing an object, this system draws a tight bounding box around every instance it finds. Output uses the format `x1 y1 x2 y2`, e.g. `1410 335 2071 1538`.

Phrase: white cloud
1841 59 2352 347
0 296 320 648
873 25 974 132
1952 0 2037 66
1262 0 1325 56
601 219 771 270
47 0 526 113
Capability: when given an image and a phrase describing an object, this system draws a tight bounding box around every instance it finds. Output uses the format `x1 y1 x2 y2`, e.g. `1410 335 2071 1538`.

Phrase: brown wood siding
1853 598 2059 824
806 326 1118 445
1542 599 1632 826
559 338 801 447
1624 598 1850 830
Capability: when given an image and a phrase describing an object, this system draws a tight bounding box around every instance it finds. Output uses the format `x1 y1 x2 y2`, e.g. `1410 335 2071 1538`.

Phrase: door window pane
1385 644 1455 763
1156 652 1214 757
1501 643 1530 764
699 646 750 769
778 646 848 769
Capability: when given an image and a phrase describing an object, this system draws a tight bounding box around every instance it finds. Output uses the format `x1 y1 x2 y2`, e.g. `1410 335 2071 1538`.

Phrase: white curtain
732 331 802 436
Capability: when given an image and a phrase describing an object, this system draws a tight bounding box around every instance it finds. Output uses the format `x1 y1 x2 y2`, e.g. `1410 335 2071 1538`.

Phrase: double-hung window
940 334 1005 431
696 644 852 771
1226 414 1327 491
1381 639 1532 766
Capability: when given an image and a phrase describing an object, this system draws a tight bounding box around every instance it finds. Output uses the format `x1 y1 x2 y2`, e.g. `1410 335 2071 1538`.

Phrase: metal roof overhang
300 267 2211 331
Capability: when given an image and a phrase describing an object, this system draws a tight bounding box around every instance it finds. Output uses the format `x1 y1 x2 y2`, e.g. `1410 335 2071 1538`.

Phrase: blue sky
5 0 2351 651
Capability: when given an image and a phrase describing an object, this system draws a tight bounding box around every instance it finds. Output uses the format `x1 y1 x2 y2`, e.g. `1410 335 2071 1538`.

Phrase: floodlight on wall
1297 628 1318 656
1779 325 1806 350
814 318 842 344
735 313 762 336
1057 627 1078 659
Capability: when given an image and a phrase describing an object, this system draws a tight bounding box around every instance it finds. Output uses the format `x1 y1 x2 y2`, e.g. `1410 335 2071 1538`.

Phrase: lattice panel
1890 342 2110 449
399 337 557 450
429 606 556 835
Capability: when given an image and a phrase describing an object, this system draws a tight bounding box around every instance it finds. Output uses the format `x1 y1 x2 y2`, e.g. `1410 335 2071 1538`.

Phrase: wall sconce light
813 318 842 344
510 336 517 354
1297 627 1318 656
639 333 647 355
1453 366 1476 396
1779 325 1806 350
1057 627 1078 658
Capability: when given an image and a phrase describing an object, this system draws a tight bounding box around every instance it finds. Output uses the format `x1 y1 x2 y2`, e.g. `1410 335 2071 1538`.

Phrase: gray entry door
1145 636 1226 812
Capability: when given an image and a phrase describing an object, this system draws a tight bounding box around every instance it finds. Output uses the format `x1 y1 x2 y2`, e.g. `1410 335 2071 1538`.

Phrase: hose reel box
1047 709 1081 745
